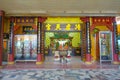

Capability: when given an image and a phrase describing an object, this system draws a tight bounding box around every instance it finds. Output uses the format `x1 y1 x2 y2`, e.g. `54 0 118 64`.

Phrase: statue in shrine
21 42 25 59
30 41 33 58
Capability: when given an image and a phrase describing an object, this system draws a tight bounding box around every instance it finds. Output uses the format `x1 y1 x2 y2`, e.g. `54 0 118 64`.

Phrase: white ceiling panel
0 0 120 16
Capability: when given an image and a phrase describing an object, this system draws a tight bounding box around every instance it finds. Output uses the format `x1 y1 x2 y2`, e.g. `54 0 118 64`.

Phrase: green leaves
54 33 69 39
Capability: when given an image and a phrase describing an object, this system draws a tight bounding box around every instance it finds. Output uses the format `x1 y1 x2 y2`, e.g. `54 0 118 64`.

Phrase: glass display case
15 34 37 61
118 39 120 60
99 31 113 63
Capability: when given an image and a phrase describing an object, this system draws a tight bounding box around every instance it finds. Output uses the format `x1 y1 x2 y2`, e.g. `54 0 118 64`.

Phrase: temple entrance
91 26 113 62
43 17 84 63
44 31 82 62
5 17 87 64
14 25 37 62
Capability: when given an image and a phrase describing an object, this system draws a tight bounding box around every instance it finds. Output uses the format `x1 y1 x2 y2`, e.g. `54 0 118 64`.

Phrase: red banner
92 17 113 24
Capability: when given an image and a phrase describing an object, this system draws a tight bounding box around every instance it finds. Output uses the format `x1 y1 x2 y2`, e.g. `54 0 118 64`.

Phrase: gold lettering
55 24 61 30
46 24 51 30
65 24 71 30
75 24 81 30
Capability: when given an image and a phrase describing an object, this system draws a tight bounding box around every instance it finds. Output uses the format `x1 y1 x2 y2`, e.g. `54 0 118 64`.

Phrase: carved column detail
0 10 4 67
113 17 119 64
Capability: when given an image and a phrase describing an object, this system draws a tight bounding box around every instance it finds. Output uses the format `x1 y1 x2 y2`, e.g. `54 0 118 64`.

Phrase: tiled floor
0 56 120 80
0 69 120 80
2 56 120 69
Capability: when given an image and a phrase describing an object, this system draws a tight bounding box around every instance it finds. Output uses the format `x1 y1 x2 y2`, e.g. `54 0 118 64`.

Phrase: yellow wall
91 26 109 61
117 24 120 34
4 18 10 33
14 26 23 34
45 17 83 23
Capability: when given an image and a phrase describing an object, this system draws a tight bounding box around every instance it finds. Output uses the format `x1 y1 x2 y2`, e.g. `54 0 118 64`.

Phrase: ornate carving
91 17 114 31
38 17 47 23
80 17 89 23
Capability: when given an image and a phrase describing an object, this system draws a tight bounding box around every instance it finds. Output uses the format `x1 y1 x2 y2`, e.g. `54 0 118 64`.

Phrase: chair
59 51 67 63
66 50 71 61
54 51 60 61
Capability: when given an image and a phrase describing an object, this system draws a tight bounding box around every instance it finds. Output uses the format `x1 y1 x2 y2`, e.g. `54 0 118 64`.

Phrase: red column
36 18 42 64
0 10 4 68
8 17 15 64
112 32 119 64
96 33 99 61
85 19 92 64
81 17 92 64
36 17 46 64
112 18 119 64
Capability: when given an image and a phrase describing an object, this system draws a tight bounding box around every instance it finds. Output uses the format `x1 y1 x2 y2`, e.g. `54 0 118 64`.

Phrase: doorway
44 32 82 62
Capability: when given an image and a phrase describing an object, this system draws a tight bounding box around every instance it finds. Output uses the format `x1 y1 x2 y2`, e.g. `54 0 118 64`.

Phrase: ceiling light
47 11 65 13
83 11 100 13
101 11 117 13
65 11 82 13
30 11 47 13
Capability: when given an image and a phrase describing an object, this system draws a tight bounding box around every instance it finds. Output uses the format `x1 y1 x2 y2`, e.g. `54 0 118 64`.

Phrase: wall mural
45 32 81 48
45 32 81 55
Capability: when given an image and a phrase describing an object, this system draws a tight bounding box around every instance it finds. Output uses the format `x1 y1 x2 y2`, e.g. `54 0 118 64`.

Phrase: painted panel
45 32 81 48
99 31 113 63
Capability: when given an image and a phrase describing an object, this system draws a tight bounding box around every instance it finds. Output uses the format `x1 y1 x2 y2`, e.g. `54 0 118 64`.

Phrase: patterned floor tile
0 69 120 80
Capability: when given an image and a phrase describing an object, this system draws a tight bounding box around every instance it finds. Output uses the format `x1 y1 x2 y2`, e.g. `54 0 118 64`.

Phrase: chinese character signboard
44 23 81 31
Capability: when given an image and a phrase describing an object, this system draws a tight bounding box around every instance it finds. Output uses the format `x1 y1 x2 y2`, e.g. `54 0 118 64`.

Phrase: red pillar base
113 54 119 64
8 54 14 64
0 66 2 69
0 48 2 67
85 54 92 64
42 54 45 61
36 54 43 64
